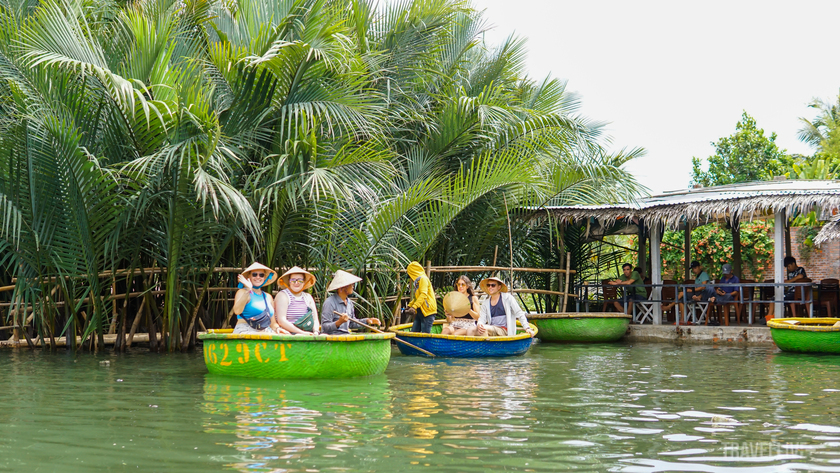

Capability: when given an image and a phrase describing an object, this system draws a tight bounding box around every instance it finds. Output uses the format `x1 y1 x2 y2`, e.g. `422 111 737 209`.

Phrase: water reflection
202 374 393 471
2 344 840 471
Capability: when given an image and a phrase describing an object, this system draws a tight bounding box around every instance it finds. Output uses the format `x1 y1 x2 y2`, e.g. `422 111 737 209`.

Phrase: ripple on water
2 344 840 472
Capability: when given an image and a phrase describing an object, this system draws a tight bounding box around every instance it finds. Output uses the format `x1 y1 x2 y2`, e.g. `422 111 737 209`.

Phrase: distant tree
797 92 840 159
691 112 790 187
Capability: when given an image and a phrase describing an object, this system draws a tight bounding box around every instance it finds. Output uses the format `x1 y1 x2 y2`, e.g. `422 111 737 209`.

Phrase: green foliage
0 0 645 350
651 222 774 281
691 112 791 187
798 92 840 159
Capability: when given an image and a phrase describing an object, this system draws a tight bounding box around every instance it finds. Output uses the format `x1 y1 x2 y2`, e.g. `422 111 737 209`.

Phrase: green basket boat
199 329 395 378
525 313 630 343
768 318 840 354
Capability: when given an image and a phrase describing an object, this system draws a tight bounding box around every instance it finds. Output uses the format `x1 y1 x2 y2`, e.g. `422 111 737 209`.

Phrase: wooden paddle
333 311 436 357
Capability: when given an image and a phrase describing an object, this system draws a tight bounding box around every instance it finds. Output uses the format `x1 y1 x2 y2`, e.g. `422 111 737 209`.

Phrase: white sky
472 0 840 195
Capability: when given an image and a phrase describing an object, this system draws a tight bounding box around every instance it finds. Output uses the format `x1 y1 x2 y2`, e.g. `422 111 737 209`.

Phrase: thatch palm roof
815 216 840 246
539 179 840 229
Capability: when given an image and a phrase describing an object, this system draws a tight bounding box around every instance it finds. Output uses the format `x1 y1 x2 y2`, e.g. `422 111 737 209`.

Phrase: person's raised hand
238 274 253 290
367 318 381 326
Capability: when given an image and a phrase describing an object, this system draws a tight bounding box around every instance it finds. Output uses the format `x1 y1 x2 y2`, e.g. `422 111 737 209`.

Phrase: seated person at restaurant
274 266 319 335
607 263 647 313
766 256 808 318
441 275 480 336
467 277 535 338
662 261 713 324
233 262 288 335
320 270 381 335
710 263 740 305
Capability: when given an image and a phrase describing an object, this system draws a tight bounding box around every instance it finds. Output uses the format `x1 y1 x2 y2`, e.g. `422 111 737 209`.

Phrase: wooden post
425 260 431 277
683 222 692 281
562 252 571 311
637 221 647 277
774 210 785 316
784 210 792 258
650 223 663 324
492 246 498 266
732 222 742 277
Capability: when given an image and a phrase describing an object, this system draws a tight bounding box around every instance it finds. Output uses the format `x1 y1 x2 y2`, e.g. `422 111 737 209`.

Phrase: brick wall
701 227 839 282
788 227 840 281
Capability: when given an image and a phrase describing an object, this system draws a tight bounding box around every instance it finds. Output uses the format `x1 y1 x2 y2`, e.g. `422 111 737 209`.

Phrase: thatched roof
539 179 840 229
815 216 840 246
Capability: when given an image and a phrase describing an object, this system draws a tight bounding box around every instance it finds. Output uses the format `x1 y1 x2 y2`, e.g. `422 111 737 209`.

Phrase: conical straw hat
479 276 508 293
327 270 362 292
241 262 278 288
443 291 471 317
279 266 316 291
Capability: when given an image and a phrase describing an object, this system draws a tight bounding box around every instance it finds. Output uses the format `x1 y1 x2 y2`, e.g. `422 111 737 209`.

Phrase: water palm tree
0 0 646 350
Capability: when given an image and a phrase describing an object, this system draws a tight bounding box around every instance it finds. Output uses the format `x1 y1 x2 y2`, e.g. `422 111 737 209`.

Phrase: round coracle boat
767 318 840 354
388 320 536 358
525 313 630 343
199 329 395 378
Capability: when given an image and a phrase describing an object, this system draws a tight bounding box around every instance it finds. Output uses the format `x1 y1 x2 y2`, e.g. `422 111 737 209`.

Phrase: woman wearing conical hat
320 270 381 335
467 276 534 338
232 262 288 334
441 275 480 336
274 266 319 335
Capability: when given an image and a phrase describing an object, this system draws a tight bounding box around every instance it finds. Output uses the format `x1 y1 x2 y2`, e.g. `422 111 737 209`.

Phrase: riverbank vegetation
0 0 644 350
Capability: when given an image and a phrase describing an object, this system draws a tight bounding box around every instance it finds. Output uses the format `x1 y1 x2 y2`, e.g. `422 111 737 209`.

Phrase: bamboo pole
334 311 435 357
126 298 145 348
504 194 514 284
0 333 150 348
563 251 571 311
513 289 577 297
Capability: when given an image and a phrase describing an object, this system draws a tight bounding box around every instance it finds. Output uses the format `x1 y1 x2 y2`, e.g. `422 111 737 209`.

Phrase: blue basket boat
388 320 537 358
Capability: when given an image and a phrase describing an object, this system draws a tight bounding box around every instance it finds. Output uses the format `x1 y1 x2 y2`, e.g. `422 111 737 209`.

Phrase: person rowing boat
320 270 381 335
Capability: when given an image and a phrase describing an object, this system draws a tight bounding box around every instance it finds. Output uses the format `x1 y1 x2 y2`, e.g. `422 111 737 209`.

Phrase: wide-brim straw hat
443 291 471 317
279 266 316 291
327 270 362 292
241 262 278 287
479 276 508 293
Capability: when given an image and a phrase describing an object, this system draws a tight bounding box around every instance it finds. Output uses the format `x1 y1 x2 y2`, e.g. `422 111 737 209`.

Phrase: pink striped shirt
282 289 310 322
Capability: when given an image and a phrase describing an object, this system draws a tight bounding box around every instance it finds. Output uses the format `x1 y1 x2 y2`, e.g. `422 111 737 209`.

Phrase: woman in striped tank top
274 266 319 335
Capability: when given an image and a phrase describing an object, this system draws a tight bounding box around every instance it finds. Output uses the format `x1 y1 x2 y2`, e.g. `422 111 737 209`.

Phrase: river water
2 343 840 472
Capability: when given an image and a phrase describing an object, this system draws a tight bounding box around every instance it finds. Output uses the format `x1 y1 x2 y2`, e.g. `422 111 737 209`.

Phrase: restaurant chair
785 278 812 318
756 279 775 320
716 279 752 326
661 280 677 323
631 278 653 324
601 279 618 312
818 279 839 318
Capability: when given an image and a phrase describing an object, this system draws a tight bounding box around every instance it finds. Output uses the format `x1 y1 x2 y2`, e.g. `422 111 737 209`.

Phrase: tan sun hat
327 270 363 292
279 266 316 291
479 276 508 293
443 291 471 317
241 262 278 288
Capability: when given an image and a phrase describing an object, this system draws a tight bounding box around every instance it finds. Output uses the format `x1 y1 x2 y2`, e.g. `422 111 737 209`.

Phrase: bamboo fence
0 264 576 349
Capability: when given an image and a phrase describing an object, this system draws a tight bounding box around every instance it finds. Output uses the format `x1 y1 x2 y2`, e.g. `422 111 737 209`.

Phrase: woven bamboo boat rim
767 318 840 332
526 312 632 320
389 320 537 342
199 329 395 342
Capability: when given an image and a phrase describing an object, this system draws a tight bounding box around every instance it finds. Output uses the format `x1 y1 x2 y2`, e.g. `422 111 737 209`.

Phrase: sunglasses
250 272 265 278
486 283 497 288
289 278 305 283
457 282 467 286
